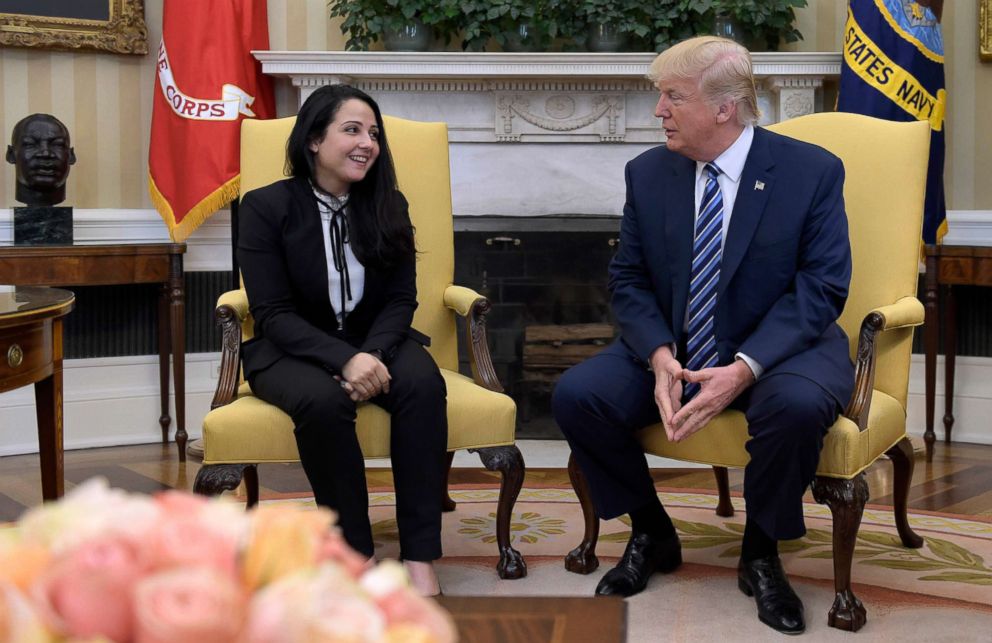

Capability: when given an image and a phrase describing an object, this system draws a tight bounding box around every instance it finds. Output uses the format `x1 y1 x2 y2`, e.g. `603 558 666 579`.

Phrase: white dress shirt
682 125 764 379
315 191 365 329
692 125 753 252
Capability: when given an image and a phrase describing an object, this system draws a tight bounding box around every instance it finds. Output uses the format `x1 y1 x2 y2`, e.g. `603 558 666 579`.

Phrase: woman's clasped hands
337 352 391 401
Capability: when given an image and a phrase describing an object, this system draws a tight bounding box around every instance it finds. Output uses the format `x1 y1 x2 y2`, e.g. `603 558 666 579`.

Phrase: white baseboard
906 354 992 447
0 353 988 457
0 354 217 456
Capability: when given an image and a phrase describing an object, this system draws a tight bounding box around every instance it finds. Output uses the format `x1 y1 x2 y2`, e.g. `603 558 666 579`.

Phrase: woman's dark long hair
286 85 415 268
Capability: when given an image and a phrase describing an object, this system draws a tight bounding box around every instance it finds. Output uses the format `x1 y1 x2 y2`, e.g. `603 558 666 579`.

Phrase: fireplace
450 216 618 435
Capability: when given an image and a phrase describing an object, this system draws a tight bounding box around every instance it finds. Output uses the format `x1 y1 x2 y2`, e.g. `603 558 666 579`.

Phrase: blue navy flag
837 0 946 243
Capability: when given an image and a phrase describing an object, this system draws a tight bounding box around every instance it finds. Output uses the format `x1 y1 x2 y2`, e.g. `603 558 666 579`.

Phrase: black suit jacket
237 176 424 381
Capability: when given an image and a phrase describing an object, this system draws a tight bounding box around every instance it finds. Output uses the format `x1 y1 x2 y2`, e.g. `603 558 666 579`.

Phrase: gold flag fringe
920 215 950 262
935 217 948 245
148 173 241 243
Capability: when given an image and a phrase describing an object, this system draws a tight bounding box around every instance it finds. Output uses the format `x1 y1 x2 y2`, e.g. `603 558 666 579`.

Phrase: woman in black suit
237 85 447 596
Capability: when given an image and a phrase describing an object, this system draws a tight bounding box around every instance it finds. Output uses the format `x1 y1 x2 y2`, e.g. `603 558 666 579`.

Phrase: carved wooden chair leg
885 436 924 548
442 451 457 512
712 466 734 517
193 463 259 509
811 473 869 632
472 445 527 579
243 464 260 508
565 451 600 574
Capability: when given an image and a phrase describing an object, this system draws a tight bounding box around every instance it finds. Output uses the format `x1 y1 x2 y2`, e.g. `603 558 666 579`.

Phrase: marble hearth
254 51 842 220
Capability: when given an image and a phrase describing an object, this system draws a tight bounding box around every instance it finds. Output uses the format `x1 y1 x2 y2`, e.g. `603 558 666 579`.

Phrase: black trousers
552 340 840 541
250 338 448 561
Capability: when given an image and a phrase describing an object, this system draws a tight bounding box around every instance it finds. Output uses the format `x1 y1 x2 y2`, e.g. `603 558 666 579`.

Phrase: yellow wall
1 1 989 211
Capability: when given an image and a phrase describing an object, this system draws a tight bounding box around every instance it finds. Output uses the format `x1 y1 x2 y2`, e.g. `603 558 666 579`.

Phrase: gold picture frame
983 0 992 62
0 0 147 55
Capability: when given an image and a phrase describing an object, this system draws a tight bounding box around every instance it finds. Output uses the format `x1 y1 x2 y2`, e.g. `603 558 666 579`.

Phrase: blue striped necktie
684 162 724 400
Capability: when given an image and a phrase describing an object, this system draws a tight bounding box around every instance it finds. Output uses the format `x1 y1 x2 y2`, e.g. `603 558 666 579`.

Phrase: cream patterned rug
264 483 992 641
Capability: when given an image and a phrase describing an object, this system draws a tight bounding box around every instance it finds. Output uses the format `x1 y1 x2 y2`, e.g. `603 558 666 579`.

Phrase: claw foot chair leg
193 463 260 508
442 451 457 512
812 473 869 632
565 451 601 574
471 445 527 579
886 436 924 548
712 466 734 517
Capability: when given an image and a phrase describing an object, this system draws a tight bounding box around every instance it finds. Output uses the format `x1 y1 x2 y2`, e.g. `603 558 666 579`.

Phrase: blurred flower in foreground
0 478 456 643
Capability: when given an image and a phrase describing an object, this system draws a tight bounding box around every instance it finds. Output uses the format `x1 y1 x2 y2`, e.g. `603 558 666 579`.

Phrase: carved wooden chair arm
844 296 924 430
211 289 249 410
443 285 504 393
217 288 250 321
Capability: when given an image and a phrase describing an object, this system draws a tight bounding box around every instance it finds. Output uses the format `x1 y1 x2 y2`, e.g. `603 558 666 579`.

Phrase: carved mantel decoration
0 0 148 55
254 52 842 218
255 51 841 139
496 92 625 142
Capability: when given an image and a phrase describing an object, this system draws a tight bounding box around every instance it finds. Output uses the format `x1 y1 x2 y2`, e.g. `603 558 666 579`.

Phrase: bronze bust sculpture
6 113 76 207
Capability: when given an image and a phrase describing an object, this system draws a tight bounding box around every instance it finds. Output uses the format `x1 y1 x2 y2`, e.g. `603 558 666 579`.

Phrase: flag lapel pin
754 180 765 191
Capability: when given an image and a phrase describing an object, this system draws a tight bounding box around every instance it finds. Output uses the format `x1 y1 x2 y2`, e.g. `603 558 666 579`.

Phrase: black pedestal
13 206 73 245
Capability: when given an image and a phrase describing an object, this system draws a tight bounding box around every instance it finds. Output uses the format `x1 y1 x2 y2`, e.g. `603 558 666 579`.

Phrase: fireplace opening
453 215 620 439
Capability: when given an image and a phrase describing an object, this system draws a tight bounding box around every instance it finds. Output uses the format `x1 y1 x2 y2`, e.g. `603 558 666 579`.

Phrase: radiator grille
61 271 233 359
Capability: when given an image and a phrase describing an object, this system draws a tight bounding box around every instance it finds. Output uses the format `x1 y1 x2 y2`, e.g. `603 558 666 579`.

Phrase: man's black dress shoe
738 556 805 635
594 531 682 597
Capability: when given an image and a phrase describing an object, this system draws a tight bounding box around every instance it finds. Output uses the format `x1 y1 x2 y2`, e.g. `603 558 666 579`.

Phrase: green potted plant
457 0 570 51
328 0 460 51
621 0 805 53
574 0 644 52
710 0 807 51
328 0 805 53
623 0 709 52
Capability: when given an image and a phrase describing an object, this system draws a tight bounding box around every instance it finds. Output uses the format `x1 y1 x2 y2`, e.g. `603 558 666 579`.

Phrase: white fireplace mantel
254 51 842 217
254 50 840 80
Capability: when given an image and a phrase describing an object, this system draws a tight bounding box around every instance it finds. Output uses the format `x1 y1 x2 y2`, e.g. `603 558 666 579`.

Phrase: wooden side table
0 287 74 499
923 244 992 462
0 244 188 461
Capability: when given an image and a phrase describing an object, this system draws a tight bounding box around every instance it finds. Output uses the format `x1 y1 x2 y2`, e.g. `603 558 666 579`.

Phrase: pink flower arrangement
0 478 457 643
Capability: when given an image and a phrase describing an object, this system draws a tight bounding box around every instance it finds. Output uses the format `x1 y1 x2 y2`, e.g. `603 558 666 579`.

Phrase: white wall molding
942 210 992 246
0 209 233 271
0 353 217 456
2 208 988 258
254 51 842 83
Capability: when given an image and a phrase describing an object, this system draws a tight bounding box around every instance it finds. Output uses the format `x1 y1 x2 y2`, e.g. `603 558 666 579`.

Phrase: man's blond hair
647 36 760 126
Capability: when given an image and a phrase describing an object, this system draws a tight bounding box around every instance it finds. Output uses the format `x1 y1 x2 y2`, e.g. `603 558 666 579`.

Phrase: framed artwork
0 0 147 55
983 0 992 62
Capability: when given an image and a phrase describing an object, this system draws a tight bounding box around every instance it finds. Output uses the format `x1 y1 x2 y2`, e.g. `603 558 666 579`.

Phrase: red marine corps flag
148 0 274 242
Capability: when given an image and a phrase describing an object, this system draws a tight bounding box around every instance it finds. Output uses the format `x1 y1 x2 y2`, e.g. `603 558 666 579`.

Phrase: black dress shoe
738 556 805 635
594 531 682 597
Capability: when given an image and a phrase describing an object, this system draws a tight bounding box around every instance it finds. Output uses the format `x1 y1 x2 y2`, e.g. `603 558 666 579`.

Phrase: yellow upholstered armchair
193 115 527 579
565 113 931 631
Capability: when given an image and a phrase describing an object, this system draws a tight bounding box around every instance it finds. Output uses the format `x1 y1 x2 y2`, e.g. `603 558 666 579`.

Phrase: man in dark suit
553 36 854 634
